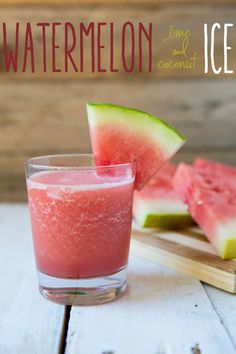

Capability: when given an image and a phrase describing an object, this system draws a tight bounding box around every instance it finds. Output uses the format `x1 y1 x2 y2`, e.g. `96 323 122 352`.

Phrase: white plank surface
65 256 236 354
204 284 236 350
1 203 236 354
0 204 65 354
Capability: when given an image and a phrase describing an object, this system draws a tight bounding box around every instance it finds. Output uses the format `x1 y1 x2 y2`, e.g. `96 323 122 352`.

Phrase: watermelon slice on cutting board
174 160 236 259
133 163 194 229
87 102 186 190
195 158 236 181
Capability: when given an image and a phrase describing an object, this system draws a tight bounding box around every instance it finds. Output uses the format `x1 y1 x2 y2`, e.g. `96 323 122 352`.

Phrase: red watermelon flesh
174 162 236 259
195 158 236 186
90 124 167 190
195 158 236 176
87 103 186 190
133 163 193 228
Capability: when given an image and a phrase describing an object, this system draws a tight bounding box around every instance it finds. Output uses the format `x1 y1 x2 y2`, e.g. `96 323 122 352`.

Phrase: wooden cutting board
131 223 236 293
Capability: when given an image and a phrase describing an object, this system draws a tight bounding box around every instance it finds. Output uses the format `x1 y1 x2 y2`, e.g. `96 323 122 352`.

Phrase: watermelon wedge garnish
133 163 194 228
174 160 236 259
87 102 186 190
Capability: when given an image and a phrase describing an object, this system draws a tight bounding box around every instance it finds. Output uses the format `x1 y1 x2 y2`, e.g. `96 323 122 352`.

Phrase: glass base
37 267 128 305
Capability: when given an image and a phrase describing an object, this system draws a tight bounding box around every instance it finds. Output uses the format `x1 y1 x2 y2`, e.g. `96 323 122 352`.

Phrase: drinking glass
25 154 135 305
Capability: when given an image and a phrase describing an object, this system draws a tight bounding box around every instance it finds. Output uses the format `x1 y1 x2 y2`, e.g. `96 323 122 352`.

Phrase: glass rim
25 153 135 171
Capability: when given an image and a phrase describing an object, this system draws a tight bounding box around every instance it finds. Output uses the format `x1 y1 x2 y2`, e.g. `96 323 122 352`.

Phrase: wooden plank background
0 0 236 201
1 0 236 5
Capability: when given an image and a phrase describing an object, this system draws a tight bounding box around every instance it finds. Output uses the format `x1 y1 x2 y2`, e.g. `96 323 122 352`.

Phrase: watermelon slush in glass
25 154 135 305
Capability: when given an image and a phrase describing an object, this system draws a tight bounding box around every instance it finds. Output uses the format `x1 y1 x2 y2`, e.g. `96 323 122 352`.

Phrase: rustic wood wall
1 0 236 201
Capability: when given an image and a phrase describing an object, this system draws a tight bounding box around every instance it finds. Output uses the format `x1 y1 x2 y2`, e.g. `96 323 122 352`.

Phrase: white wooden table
1 203 236 354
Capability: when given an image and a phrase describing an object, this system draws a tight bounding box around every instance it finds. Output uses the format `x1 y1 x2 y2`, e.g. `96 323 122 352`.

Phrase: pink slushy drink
27 169 134 279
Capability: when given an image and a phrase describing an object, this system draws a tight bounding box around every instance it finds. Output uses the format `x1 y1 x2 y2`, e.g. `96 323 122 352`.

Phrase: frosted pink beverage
26 154 135 305
28 170 134 278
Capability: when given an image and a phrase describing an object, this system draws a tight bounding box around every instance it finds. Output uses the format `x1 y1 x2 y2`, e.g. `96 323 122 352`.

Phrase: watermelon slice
174 161 236 259
133 163 194 228
195 158 236 180
87 102 186 190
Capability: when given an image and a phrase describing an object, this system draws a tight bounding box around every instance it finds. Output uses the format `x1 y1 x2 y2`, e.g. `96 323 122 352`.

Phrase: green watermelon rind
222 238 236 259
87 101 186 138
141 212 195 229
174 162 236 260
87 102 186 154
